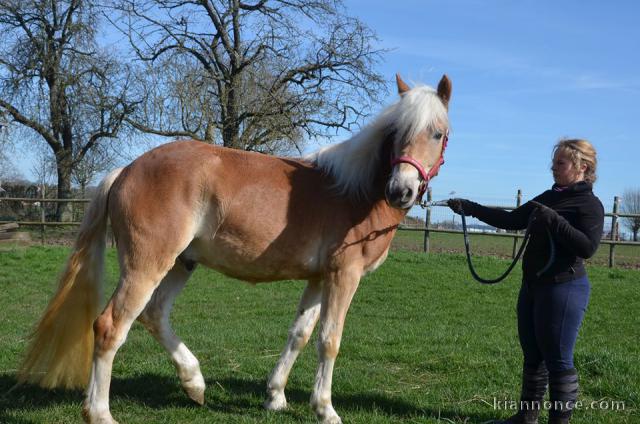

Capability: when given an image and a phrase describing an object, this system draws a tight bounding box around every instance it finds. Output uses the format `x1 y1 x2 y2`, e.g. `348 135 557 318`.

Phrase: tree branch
0 98 60 150
125 117 199 139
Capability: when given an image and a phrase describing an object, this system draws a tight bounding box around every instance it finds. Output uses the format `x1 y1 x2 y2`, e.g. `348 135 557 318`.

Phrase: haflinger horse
18 74 451 424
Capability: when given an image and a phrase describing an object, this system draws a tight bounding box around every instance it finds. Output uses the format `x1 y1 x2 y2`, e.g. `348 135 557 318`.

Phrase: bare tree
0 0 136 220
620 189 640 241
0 122 25 195
113 0 386 154
30 144 57 190
0 150 23 184
72 144 115 197
0 110 8 143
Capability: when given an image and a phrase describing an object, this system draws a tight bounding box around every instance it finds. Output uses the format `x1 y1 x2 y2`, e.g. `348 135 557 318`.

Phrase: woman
448 139 604 424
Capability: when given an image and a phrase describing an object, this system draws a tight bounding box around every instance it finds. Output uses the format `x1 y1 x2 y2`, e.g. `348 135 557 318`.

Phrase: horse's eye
433 132 443 140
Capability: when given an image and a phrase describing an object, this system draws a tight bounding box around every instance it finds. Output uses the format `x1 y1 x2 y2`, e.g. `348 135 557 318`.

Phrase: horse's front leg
311 267 361 424
265 279 322 410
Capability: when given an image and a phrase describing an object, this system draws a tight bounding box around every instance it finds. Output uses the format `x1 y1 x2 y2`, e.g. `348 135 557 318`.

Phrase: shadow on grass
0 373 82 423
208 376 497 423
0 373 496 423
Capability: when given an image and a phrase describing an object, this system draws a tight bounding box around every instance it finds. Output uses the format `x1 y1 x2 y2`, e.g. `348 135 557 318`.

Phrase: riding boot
494 363 548 424
548 368 578 424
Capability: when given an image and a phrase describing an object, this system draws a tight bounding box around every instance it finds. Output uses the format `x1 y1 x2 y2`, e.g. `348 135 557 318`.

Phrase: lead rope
461 210 555 284
461 212 529 284
421 200 556 284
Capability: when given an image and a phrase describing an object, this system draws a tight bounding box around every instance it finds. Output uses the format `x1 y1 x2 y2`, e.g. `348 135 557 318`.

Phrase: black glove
529 200 559 227
447 198 478 216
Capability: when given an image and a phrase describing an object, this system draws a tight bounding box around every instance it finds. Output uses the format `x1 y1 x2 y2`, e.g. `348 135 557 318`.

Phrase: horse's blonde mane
306 85 449 200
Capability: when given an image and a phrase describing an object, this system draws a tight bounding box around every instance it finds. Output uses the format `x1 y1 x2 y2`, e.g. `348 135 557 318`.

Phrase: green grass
1 246 638 423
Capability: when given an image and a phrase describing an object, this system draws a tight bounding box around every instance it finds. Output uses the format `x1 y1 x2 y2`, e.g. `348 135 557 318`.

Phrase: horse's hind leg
137 260 205 405
83 265 172 424
265 279 322 411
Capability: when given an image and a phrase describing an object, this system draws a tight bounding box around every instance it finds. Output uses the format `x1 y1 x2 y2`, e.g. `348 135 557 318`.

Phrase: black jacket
469 182 604 283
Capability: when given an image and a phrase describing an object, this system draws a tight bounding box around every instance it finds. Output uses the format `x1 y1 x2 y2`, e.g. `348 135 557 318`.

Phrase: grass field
0 245 638 423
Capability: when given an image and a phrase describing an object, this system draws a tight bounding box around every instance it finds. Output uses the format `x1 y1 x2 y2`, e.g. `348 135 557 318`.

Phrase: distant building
467 227 497 233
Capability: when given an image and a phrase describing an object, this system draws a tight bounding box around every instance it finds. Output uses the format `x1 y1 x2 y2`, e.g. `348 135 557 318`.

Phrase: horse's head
385 74 451 209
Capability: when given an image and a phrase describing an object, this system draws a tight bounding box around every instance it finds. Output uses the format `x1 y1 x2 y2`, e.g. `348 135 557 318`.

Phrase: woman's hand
447 198 477 216
529 200 559 227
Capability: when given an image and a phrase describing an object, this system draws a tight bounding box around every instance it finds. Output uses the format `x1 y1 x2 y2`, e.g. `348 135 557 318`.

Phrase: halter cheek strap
390 132 449 199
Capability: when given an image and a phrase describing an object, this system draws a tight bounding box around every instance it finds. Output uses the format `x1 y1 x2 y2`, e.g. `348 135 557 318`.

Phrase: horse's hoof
82 409 119 424
315 404 342 424
264 392 287 411
322 415 342 424
184 384 205 405
182 375 206 405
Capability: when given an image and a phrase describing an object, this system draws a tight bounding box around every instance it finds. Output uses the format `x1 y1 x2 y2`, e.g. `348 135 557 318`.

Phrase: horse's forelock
390 85 449 145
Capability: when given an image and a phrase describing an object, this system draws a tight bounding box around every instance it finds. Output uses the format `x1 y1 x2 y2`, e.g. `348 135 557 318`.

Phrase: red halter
390 131 449 200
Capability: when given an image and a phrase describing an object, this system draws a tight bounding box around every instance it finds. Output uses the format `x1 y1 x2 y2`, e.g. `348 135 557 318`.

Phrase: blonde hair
553 138 597 184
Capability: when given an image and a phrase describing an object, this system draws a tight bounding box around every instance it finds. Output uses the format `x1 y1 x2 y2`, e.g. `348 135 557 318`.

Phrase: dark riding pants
517 275 590 373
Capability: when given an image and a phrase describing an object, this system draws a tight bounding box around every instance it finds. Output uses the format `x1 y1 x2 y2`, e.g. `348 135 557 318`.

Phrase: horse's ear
396 73 410 96
437 74 452 108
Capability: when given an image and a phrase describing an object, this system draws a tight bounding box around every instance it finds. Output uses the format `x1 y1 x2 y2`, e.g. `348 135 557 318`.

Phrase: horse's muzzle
385 181 416 209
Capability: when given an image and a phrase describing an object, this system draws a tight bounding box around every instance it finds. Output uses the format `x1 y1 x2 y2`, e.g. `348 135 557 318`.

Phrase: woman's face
551 150 585 186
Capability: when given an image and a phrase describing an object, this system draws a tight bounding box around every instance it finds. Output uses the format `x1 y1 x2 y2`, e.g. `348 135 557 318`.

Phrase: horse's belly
186 235 322 282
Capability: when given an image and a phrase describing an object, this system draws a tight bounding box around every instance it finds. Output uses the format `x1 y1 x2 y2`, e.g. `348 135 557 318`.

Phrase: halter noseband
390 131 449 200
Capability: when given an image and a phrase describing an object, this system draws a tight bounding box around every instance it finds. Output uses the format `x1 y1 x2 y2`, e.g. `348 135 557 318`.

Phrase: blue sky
340 0 640 213
11 1 639 217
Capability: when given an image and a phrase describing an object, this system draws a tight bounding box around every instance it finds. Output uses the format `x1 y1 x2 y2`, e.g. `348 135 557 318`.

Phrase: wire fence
398 188 640 268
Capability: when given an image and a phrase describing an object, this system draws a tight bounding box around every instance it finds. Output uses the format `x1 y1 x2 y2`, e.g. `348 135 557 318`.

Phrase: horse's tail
18 167 124 390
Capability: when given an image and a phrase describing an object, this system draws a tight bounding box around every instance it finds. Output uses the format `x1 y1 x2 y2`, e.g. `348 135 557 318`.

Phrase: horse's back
107 141 332 280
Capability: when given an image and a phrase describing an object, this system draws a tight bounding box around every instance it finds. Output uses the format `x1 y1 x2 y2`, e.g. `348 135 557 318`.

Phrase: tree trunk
222 80 240 148
55 149 74 222
204 120 216 143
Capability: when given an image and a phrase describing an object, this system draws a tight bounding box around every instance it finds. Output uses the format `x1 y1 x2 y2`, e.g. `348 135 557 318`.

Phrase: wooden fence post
423 187 432 253
512 189 522 258
40 184 46 245
609 196 619 268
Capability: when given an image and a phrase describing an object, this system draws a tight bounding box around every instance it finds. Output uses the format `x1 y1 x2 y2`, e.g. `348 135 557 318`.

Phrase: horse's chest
363 247 390 276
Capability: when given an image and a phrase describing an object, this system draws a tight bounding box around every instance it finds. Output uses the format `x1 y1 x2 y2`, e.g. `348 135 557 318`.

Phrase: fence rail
0 197 90 203
0 197 91 244
399 226 640 246
2 194 639 267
